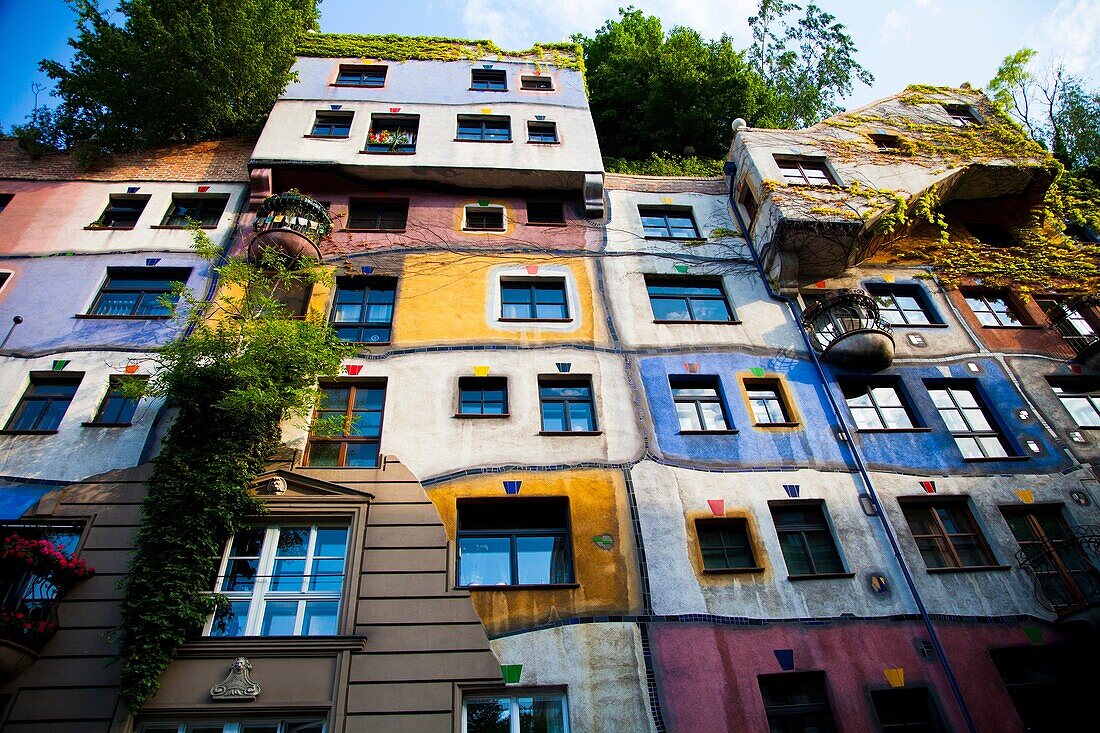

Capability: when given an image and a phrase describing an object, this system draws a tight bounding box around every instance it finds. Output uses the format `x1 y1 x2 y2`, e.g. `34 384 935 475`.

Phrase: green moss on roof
295 33 583 71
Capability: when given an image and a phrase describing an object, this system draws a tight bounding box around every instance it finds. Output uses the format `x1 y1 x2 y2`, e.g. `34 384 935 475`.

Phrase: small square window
527 121 558 143
539 377 596 433
366 114 418 153
501 279 568 320
865 283 939 325
774 156 837 186
838 377 918 430
925 379 1015 459
4 374 82 433
646 276 734 322
304 381 386 467
870 134 902 152
963 221 1016 248
329 276 396 343
463 692 570 733
901 498 996 569
526 201 565 225
96 195 150 228
696 518 758 571
161 194 229 227
335 64 386 87
943 104 979 125
471 69 507 91
89 267 190 317
638 206 699 239
465 205 506 232
91 375 145 425
961 288 1029 327
769 503 845 576
744 378 794 425
457 115 511 142
458 376 508 416
871 688 946 732
670 375 731 432
310 111 353 138
759 672 838 731
347 199 408 231
520 75 554 91
457 498 573 586
1046 377 1100 428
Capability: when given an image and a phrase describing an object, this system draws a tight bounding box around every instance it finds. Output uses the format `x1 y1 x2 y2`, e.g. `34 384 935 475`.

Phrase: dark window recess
0 193 12 214
925 380 1014 459
646 276 734 322
901 499 996 569
366 115 418 153
774 157 837 185
871 134 902 151
89 267 190 317
943 104 979 125
639 207 699 238
0 522 83 626
1037 296 1098 340
501 279 568 320
0 272 9 293
961 288 1028 327
336 65 386 87
465 206 505 231
311 111 352 137
539 378 596 432
161 195 229 227
740 185 758 222
520 75 553 90
1002 505 1100 611
1047 376 1100 428
330 277 396 343
471 69 507 90
865 283 938 325
839 378 917 430
871 688 945 733
697 519 757 570
347 200 408 231
271 278 312 318
990 646 1090 733
5 375 82 432
92 376 144 424
458 376 508 415
527 121 558 143
670 375 731 432
745 379 793 424
457 498 574 586
96 195 150 228
963 221 1016 248
770 503 844 576
527 201 565 225
304 381 386 468
758 672 838 733
457 115 511 141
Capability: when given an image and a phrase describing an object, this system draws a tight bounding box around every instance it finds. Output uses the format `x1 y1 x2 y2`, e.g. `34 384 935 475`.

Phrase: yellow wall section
205 275 334 324
426 469 643 636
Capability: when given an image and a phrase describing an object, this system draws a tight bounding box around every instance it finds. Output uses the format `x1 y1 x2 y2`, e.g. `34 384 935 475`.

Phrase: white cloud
880 8 910 47
1039 0 1100 81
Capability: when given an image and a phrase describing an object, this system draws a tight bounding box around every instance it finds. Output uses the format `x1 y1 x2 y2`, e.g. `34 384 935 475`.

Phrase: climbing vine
117 229 353 711
604 154 725 177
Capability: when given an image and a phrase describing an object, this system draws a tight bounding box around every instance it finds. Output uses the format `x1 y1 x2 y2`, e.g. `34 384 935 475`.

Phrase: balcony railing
1015 525 1100 622
249 192 333 262
801 290 895 371
1046 294 1100 368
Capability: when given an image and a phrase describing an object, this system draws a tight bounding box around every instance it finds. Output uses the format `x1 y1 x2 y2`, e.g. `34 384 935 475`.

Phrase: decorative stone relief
210 657 261 701
261 476 288 495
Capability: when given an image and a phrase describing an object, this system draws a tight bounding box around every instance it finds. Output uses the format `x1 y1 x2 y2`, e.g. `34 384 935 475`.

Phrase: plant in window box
0 534 93 588
367 129 412 151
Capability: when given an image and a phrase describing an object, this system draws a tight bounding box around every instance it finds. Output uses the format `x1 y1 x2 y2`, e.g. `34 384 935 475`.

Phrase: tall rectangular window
161 194 229 227
310 111 352 138
88 267 190 317
366 114 418 153
346 200 408 231
500 279 568 320
0 522 83 637
1001 505 1098 611
330 277 396 343
207 524 348 637
471 69 507 90
871 688 945 733
91 375 144 425
838 378 917 430
539 378 596 433
96 194 150 229
335 64 386 87
457 499 573 587
463 693 569 733
670 376 731 432
925 381 1013 459
962 288 1028 327
758 672 838 732
457 115 511 141
696 518 758 571
458 376 508 416
745 379 794 425
304 382 386 468
774 157 837 185
901 499 996 570
4 374 82 432
1047 377 1100 428
645 276 734 322
865 283 937 325
638 207 699 238
770 503 845 577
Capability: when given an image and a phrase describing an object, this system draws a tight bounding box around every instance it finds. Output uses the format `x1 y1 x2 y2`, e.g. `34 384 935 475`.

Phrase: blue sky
2 0 1099 130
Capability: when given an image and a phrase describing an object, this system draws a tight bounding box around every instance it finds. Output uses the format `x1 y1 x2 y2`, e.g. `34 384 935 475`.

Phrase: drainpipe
724 135 980 733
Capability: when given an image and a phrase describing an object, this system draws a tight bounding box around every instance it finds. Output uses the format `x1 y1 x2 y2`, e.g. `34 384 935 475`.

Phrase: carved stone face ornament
210 656 261 701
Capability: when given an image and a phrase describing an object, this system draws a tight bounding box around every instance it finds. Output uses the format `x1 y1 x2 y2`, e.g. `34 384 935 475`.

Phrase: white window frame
462 692 570 733
204 524 348 637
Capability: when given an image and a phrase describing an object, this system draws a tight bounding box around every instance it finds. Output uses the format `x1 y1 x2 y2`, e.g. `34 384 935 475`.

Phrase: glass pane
517 535 570 584
94 292 138 315
806 532 843 573
348 411 381 436
344 442 380 467
136 292 172 316
955 436 983 459
851 406 881 430
518 696 567 733
10 400 47 431
38 400 71 431
952 389 979 408
567 402 594 431
916 537 950 568
467 697 511 733
277 527 310 556
961 408 992 431
700 402 728 431
209 600 249 636
270 558 306 591
541 402 566 432
927 389 951 408
881 407 913 429
310 557 346 591
315 527 348 557
535 302 568 319
675 402 702 431
977 436 1009 458
222 558 259 591
872 387 902 407
939 409 967 431
779 533 812 575
365 303 394 323
333 303 362 322
306 442 340 466
690 299 732 321
650 298 690 320
303 600 339 635
321 387 349 409
952 536 988 567
260 600 299 635
459 536 511 585
1063 397 1100 426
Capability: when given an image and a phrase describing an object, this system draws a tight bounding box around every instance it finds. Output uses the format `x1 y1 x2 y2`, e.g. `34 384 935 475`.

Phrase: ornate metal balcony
1015 525 1100 627
801 290 895 371
249 192 333 262
1047 294 1100 370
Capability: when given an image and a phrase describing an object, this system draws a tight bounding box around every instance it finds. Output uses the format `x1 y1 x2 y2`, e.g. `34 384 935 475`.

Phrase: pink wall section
650 620 1052 733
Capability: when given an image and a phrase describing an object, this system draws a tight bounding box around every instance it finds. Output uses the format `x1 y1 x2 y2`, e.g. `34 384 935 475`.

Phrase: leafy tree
748 0 873 128
29 0 319 154
574 8 764 159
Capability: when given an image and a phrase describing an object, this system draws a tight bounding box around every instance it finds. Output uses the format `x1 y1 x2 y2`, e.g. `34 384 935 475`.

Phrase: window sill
855 427 934 433
653 319 742 325
926 565 1012 575
1077 425 1100 430
703 566 765 575
74 314 172 320
149 224 218 230
526 221 567 227
301 464 381 470
461 582 580 590
539 430 602 436
0 430 58 436
359 150 417 155
84 225 136 231
643 236 706 243
786 572 855 581
453 138 513 144
464 228 507 233
454 413 510 419
892 323 950 329
177 635 368 657
498 318 573 323
527 140 561 145
82 422 132 428
468 87 508 92
332 83 385 89
976 324 1042 330
303 134 351 140
679 429 739 435
753 422 800 428
343 227 406 233
961 455 1029 462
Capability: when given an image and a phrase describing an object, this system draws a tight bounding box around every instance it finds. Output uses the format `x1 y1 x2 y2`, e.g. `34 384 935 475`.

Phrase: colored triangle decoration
555 362 571 373
361 266 374 275
330 104 342 110
473 366 490 377
480 108 492 114
814 280 827 288
920 480 936 494
883 668 905 688
661 197 673 205
127 186 140 194
525 265 540 275
503 480 522 495
343 364 363 376
478 200 490 207
783 484 800 498
592 534 613 550
750 367 765 377
684 363 699 373
707 499 724 516
674 265 689 274
1016 489 1035 504
197 185 210 193
535 115 546 121
145 258 161 266
125 363 140 374
389 107 401 113
51 360 70 371
1023 626 1043 644
882 274 895 283
773 649 794 671
500 664 522 683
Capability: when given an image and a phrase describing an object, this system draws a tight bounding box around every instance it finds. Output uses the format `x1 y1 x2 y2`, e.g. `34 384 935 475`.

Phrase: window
871 688 945 733
838 378 917 430
645 276 734 322
527 121 558 143
471 68 507 91
141 722 324 733
963 221 1015 248
520 75 553 91
774 157 837 186
870 134 902 152
1047 377 1100 427
464 205 506 232
0 193 12 214
457 499 573 586
90 375 144 425
696 518 759 571
89 267 189 317
335 64 386 87
310 111 352 138
925 381 1013 459
770 503 845 576
95 194 150 228
1002 505 1100 611
4 374 82 432
329 276 396 343
264 276 312 318
527 201 565 225
638 206 699 238
303 382 386 468
900 499 996 569
207 524 348 637
962 288 1027 327
739 185 758 223
991 646 1090 732
161 194 229 227
366 114 418 153
500 278 568 321
758 672 838 733
458 376 508 416
745 379 794 425
463 692 569 733
0 271 9 293
539 378 596 433
865 283 938 325
670 376 731 432
457 115 511 141
1036 295 1098 340
943 104 979 125
346 199 408 231
0 523 83 637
